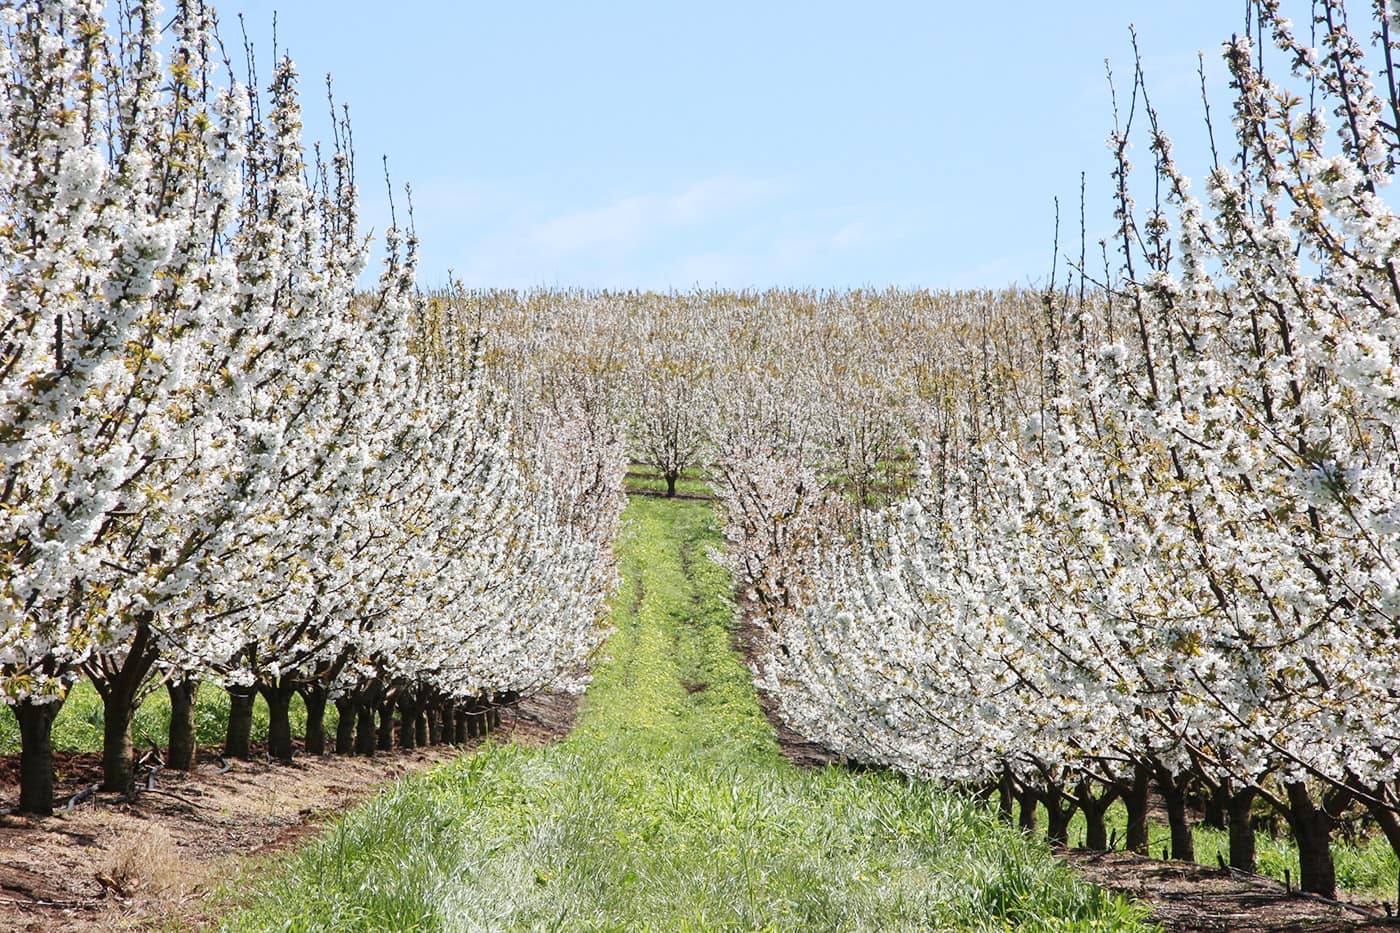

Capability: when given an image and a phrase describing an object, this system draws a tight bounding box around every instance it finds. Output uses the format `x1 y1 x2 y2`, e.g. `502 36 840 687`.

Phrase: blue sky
215 2 1253 290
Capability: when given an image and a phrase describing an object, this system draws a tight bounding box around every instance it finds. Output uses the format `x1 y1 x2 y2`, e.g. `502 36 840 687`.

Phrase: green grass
221 495 1152 932
0 679 336 758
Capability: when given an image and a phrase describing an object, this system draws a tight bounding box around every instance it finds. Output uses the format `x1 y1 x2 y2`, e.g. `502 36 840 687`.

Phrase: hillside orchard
4 0 1400 911
440 0 1400 903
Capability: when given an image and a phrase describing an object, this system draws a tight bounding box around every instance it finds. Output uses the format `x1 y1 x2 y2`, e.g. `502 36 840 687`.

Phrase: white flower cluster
754 0 1400 898
437 286 982 509
0 1 620 810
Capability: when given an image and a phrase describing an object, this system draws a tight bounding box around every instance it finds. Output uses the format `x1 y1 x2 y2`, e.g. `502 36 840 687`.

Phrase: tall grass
222 496 1152 931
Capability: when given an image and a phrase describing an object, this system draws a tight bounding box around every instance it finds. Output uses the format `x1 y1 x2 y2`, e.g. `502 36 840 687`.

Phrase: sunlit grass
0 679 334 757
221 495 1152 931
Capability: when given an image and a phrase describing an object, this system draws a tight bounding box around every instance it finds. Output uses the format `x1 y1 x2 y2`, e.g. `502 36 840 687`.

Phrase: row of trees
434 284 1031 505
1 1 623 815
267 0 1400 903
746 0 1400 900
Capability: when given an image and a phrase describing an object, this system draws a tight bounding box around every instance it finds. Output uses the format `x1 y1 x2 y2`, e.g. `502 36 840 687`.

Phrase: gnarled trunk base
14 699 61 815
166 680 199 771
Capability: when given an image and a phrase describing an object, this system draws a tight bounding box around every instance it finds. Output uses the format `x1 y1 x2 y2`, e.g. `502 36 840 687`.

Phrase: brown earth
729 606 838 768
0 691 578 932
1067 849 1393 931
728 607 834 767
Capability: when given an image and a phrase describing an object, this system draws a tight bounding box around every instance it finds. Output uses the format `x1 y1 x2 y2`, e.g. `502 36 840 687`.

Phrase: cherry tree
0 0 250 808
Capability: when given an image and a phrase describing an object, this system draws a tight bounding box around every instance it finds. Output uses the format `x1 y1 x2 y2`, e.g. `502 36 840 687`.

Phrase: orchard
0 0 622 816
3 0 1399 927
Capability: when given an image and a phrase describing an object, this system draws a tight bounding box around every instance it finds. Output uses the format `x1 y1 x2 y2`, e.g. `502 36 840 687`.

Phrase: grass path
225 496 1149 931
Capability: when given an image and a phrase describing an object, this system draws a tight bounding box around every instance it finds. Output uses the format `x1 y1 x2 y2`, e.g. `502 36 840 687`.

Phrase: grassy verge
222 495 1150 932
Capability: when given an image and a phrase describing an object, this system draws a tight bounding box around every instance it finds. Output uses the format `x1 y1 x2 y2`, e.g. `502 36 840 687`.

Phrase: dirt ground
1068 849 1394 931
0 692 579 932
729 607 839 769
731 605 1397 931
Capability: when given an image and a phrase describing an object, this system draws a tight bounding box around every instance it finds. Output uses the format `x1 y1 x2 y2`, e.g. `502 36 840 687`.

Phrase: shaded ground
627 486 717 501
624 466 717 502
0 692 577 932
1067 849 1394 931
729 602 839 769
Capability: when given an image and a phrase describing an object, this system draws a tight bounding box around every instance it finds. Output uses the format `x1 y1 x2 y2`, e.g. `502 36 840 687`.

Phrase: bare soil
729 606 839 769
0 691 578 931
1067 848 1394 931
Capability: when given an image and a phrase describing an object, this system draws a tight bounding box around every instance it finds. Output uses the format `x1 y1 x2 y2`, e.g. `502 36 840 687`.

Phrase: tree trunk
1043 788 1075 848
1159 772 1195 862
260 682 296 763
1363 798 1400 869
1227 786 1257 872
1346 774 1400 869
397 695 418 750
302 685 328 756
1124 765 1151 855
89 614 162 792
1078 782 1119 851
467 698 488 738
997 769 1015 821
355 700 377 757
1203 787 1227 831
1164 791 1194 861
453 708 468 745
1084 803 1109 851
1283 782 1337 898
14 698 61 815
335 697 358 754
100 687 138 794
166 679 199 771
415 708 429 746
1017 788 1038 832
427 703 443 745
376 699 396 751
224 684 257 760
665 471 678 497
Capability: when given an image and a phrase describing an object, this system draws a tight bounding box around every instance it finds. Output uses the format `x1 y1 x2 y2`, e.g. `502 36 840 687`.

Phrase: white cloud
413 176 913 289
528 176 784 256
